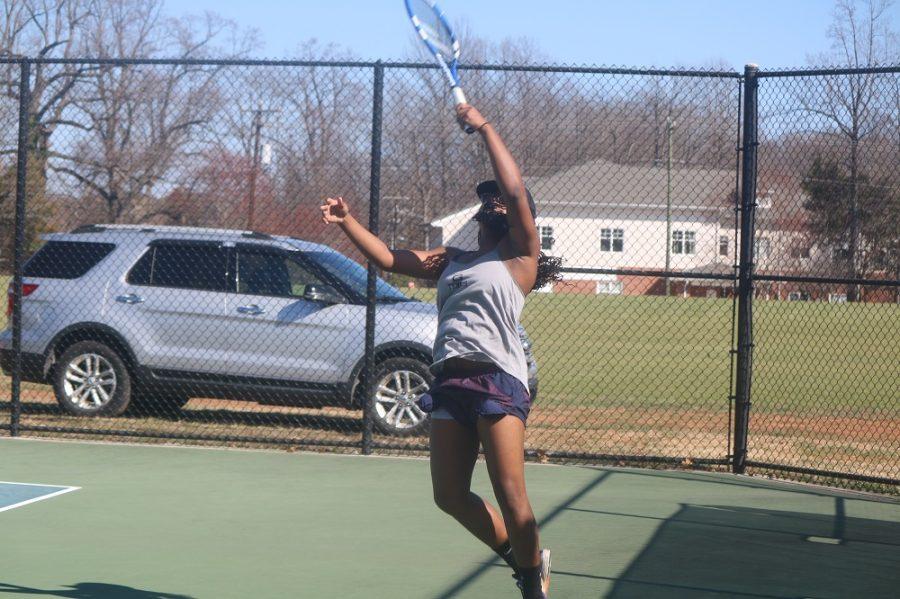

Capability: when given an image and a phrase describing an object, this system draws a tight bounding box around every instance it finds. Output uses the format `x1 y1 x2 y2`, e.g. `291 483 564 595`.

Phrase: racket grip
451 87 476 134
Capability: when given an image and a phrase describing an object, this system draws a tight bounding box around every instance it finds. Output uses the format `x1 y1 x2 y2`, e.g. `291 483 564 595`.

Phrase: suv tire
53 341 132 416
368 357 433 437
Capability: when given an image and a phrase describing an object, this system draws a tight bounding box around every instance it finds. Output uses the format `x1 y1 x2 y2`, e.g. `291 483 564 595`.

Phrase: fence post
11 60 31 437
732 64 759 473
362 61 384 455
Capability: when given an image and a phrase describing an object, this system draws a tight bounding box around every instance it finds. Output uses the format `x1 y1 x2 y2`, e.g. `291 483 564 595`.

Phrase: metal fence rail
1 57 897 492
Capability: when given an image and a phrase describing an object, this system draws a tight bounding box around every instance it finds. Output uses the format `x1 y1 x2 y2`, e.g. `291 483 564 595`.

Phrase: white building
429 159 891 302
430 158 738 295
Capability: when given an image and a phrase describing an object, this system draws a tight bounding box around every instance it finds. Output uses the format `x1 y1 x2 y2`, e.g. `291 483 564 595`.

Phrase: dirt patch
2 391 897 483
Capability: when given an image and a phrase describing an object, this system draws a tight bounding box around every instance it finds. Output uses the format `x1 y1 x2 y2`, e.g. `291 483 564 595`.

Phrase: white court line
0 481 80 513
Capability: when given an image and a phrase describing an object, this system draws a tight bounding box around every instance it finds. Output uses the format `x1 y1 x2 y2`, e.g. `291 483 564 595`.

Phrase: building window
832 243 851 262
601 228 624 252
672 230 695 255
596 280 624 295
790 244 811 259
755 238 771 259
719 236 729 257
539 226 555 251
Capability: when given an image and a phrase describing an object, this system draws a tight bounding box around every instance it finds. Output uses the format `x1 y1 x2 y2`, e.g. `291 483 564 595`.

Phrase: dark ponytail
534 252 563 291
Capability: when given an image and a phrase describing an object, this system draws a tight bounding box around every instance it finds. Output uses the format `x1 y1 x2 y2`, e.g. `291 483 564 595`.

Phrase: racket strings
409 0 456 59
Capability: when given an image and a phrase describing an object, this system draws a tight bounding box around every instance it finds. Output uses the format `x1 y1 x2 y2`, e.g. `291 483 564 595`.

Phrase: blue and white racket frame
404 0 469 107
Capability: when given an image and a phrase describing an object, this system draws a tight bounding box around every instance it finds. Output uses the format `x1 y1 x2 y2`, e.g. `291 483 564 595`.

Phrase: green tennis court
1 438 898 598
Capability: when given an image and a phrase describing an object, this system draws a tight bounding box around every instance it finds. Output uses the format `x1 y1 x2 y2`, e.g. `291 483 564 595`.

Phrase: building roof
431 158 737 227
527 158 736 211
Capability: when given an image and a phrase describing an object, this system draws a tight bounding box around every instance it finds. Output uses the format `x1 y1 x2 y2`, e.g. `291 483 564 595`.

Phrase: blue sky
166 0 898 70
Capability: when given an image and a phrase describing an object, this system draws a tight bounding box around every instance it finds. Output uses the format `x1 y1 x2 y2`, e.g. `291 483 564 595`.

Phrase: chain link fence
747 66 900 487
1 58 897 492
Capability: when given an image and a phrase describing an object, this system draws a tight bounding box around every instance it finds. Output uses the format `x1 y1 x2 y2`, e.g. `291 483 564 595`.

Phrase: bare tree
251 41 372 249
798 0 899 299
1 0 94 165
0 0 94 268
47 0 256 223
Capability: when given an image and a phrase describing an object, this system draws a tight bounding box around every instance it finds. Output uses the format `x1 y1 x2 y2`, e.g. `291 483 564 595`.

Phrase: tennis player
320 103 560 598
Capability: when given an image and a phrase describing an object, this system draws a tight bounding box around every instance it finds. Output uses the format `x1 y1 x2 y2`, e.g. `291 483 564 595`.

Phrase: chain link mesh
748 68 900 486
1 59 896 491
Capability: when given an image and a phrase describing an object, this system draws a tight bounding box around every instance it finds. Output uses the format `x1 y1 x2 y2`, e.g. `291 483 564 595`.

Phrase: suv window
24 241 115 279
129 243 229 291
127 249 153 285
304 250 408 302
236 249 324 298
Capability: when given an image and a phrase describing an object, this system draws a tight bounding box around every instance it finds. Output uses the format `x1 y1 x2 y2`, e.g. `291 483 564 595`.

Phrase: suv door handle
237 304 265 315
115 294 144 305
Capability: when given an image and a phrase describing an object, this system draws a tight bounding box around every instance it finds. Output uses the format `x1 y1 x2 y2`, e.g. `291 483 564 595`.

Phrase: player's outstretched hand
456 104 488 132
320 196 350 224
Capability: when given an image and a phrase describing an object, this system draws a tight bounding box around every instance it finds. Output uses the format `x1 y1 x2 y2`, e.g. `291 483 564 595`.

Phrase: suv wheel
53 341 132 416
369 357 432 437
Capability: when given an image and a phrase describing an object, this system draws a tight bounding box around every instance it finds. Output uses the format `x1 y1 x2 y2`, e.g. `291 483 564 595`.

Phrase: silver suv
1 225 538 436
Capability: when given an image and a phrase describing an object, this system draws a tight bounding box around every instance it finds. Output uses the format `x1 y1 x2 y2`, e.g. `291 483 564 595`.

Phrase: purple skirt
417 367 532 430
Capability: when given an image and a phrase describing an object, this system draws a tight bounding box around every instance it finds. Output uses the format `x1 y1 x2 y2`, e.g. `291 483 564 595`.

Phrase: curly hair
534 252 563 291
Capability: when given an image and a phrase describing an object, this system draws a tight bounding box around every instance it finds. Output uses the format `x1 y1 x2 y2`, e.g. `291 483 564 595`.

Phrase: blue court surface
0 481 79 513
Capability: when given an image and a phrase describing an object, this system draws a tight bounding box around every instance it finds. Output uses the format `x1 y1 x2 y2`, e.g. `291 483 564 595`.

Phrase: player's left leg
430 416 508 548
478 415 550 598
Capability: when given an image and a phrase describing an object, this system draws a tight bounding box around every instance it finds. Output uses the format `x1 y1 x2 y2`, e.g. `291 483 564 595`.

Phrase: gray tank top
432 247 529 390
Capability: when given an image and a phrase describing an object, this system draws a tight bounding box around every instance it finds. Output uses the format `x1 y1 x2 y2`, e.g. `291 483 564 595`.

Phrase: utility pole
665 117 676 296
245 105 277 230
381 195 410 285
422 193 431 249
383 196 411 249
392 200 398 249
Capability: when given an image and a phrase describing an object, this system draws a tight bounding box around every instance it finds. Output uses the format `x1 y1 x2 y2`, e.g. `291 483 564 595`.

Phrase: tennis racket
404 0 474 131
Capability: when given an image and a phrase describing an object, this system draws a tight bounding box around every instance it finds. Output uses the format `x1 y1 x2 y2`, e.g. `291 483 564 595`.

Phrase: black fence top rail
562 267 737 281
5 56 896 78
754 274 900 287
0 57 380 68
6 56 897 78
0 56 738 77
758 64 900 77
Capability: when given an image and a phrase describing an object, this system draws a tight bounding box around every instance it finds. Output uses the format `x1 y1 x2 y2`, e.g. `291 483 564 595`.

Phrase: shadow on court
0 401 362 433
601 501 900 598
433 467 900 598
433 469 613 598
0 583 194 599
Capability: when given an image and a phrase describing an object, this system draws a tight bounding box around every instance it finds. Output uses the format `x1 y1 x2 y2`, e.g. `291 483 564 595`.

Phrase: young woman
320 103 560 599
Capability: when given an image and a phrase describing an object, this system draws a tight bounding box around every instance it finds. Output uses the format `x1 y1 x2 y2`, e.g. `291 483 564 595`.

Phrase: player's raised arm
319 196 456 280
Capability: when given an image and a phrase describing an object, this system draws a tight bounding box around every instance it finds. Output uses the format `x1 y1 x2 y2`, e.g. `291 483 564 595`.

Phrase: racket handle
451 87 475 134
451 86 467 105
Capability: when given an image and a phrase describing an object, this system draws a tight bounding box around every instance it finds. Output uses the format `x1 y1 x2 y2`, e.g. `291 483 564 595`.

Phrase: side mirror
304 284 343 305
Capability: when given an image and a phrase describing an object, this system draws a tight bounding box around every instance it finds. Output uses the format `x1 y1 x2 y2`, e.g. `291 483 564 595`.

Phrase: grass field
405 287 900 414
4 277 896 414
3 277 898 415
